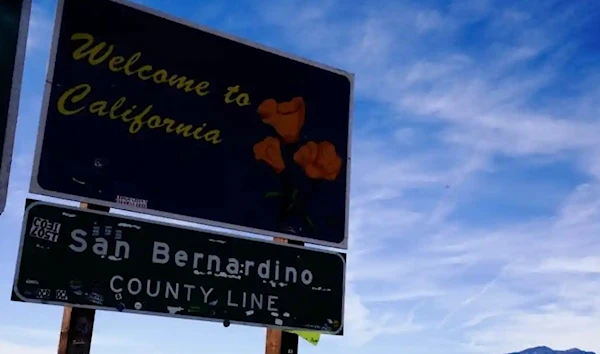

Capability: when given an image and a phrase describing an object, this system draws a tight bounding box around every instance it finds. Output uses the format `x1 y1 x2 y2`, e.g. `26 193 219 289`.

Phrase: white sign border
12 199 346 335
29 0 354 250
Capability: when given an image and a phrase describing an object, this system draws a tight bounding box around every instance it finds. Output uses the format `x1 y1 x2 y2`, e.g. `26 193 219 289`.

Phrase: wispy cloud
0 325 166 354
0 340 54 354
0 325 153 348
4 0 600 353
26 3 54 54
242 0 600 352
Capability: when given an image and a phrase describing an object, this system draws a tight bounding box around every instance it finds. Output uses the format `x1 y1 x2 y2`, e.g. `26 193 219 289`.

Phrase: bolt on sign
30 0 354 249
0 0 31 215
12 200 346 333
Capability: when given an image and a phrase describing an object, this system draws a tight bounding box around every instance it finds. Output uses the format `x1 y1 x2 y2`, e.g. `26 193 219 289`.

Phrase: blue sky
2 0 600 353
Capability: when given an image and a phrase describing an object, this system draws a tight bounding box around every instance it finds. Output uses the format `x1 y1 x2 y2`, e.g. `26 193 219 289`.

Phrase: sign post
267 329 299 354
57 306 96 354
57 202 107 354
266 238 302 354
0 0 31 215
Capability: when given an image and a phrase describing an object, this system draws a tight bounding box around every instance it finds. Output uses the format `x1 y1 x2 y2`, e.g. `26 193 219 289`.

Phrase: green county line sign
30 0 354 249
0 0 31 215
12 200 346 333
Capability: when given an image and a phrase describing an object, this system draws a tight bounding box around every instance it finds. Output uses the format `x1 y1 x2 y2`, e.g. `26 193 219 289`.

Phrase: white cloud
0 325 164 354
5 0 600 352
0 340 54 354
26 3 54 54
331 284 424 347
247 0 600 351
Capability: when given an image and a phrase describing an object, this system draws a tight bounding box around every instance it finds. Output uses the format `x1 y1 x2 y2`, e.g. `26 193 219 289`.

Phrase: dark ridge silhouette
507 346 595 354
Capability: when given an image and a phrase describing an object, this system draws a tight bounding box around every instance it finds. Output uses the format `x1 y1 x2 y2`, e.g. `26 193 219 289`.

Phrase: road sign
12 200 346 333
0 0 31 215
30 0 354 249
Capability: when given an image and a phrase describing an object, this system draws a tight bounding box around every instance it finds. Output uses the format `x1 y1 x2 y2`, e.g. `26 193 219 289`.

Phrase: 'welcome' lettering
70 33 211 98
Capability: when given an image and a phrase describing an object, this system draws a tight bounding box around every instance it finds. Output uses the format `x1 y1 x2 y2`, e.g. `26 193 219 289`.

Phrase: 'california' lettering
70 33 211 98
56 83 222 144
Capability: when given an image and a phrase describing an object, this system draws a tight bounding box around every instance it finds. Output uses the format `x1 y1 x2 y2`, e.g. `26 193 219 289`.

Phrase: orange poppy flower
253 137 285 173
257 97 305 144
294 141 342 181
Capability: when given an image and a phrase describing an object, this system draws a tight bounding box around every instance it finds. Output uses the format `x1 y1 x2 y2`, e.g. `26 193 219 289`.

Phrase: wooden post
57 202 109 354
57 307 96 354
265 237 303 354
